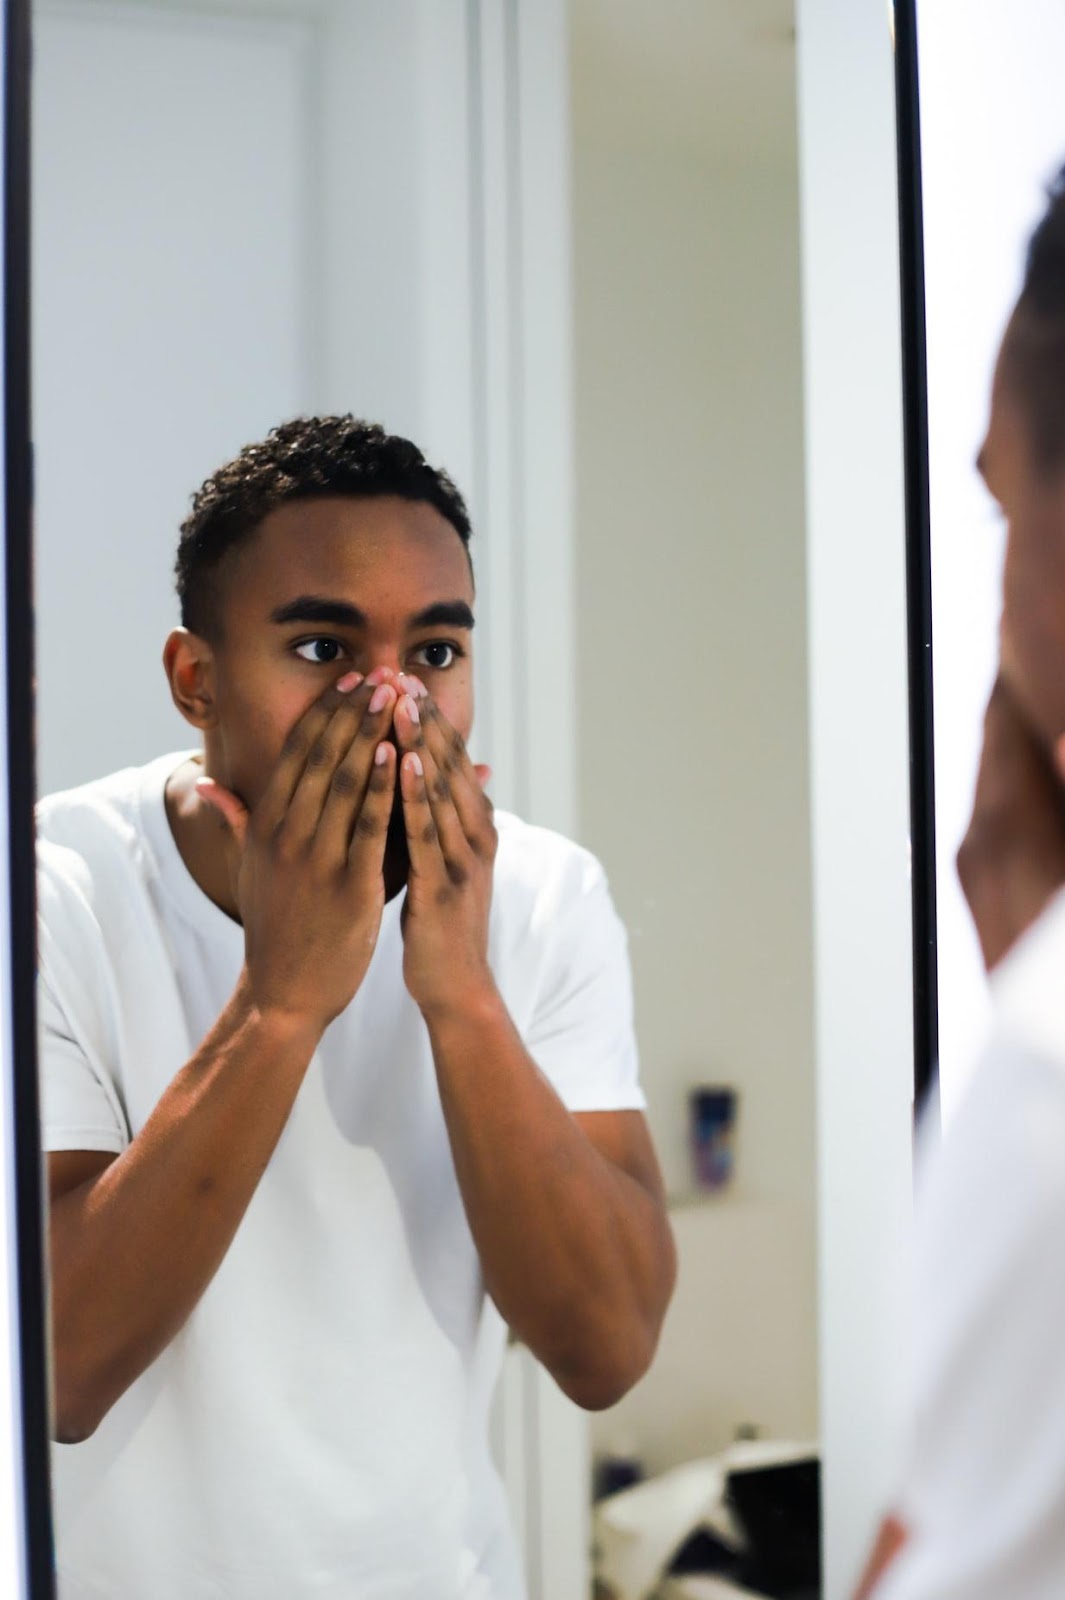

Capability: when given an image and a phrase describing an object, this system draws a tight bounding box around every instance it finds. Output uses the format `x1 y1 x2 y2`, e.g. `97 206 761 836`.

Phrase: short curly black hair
1005 163 1065 472
176 416 473 638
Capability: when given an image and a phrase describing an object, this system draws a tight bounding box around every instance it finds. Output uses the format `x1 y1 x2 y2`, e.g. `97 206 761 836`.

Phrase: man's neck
165 754 411 918
164 755 242 921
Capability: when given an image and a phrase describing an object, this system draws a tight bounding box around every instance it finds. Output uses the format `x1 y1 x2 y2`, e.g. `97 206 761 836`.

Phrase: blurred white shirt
876 885 1065 1600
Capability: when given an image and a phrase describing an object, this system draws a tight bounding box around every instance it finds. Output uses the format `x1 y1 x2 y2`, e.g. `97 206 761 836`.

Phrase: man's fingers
410 694 494 843
399 750 441 880
256 674 364 830
347 741 396 881
286 682 396 841
314 685 400 860
195 778 250 851
1054 733 1065 785
394 695 471 874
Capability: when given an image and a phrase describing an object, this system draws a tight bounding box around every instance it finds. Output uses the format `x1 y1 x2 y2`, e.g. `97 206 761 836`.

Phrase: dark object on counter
688 1087 738 1190
593 1452 645 1501
665 1455 821 1600
728 1455 821 1599
667 1526 741 1577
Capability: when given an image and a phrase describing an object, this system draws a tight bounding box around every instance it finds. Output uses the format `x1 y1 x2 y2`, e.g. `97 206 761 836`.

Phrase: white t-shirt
875 885 1065 1600
38 751 646 1600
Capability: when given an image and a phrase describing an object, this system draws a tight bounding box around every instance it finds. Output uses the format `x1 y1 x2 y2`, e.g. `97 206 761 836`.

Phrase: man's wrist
232 971 325 1055
419 972 505 1034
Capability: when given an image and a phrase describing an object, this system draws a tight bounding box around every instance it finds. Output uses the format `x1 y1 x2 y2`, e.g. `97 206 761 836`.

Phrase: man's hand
853 1514 908 1598
197 672 398 1030
392 687 496 1018
957 675 1065 971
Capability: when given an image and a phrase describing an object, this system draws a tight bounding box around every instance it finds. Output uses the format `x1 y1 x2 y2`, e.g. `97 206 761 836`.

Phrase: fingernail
402 694 421 725
374 742 390 767
399 673 428 700
365 666 396 686
336 671 362 694
369 684 394 715
409 752 423 777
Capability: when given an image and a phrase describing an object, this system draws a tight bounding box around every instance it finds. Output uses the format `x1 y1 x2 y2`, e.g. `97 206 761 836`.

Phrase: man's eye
411 642 459 671
294 638 343 664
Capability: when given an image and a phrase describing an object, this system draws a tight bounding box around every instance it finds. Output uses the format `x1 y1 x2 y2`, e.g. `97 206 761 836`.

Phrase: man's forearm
49 978 320 1442
425 987 674 1409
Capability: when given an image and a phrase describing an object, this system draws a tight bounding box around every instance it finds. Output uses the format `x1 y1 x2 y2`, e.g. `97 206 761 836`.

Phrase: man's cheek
221 705 303 806
434 686 474 743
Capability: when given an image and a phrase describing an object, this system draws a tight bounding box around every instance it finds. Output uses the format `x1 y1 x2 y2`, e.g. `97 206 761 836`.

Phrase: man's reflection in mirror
37 418 676 1599
857 166 1065 1598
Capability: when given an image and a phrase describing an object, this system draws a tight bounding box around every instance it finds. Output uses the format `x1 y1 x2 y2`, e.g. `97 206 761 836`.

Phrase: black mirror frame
893 0 939 1119
6 0 56 1591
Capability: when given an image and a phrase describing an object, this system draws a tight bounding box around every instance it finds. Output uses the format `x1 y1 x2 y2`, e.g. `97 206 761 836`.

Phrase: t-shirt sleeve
875 1037 1065 1599
524 852 646 1114
36 838 129 1156
38 967 128 1155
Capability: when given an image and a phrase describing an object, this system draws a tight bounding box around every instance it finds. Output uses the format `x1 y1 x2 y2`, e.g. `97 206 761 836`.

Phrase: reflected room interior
32 0 818 1595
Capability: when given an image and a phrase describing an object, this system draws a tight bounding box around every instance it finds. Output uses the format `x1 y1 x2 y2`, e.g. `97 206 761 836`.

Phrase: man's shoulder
38 754 176 838
493 808 608 905
36 752 182 906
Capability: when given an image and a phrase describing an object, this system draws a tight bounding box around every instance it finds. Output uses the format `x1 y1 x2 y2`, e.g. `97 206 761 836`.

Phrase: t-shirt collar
135 750 245 947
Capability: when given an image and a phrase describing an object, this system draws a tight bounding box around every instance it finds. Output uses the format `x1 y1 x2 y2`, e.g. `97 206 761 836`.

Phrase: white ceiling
572 0 798 170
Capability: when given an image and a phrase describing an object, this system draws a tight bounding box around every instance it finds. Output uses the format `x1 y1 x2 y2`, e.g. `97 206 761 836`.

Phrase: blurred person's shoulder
990 884 1065 1074
914 885 1065 1313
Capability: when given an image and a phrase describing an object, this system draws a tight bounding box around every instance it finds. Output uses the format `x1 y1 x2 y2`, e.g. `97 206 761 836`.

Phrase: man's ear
163 628 218 730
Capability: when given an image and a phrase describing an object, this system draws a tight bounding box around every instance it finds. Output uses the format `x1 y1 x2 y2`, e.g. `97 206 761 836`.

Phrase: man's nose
363 662 401 687
356 662 427 699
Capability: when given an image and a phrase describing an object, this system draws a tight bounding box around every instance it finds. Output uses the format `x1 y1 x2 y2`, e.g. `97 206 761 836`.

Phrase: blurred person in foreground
38 418 676 1599
857 165 1065 1599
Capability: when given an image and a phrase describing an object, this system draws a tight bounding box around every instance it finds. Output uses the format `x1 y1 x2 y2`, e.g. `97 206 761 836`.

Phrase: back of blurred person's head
1000 164 1065 477
984 164 1065 745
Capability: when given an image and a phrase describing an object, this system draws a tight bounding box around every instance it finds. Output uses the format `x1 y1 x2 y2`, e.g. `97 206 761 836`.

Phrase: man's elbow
51 1380 104 1446
552 1320 661 1412
49 1338 115 1445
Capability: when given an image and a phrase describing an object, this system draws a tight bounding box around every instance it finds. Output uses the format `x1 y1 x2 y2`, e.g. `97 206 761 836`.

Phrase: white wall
33 2 315 797
571 92 820 1468
918 0 1065 1122
33 0 579 836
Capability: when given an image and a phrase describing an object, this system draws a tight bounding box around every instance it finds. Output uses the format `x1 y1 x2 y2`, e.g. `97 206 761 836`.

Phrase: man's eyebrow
408 601 475 631
975 446 988 481
269 596 368 628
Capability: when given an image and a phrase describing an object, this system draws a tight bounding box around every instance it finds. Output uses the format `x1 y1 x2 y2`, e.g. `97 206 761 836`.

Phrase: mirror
911 0 1065 1125
29 2 875 1596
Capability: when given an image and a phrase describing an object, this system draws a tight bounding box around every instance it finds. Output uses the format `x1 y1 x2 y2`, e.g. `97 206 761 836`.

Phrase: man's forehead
258 492 465 546
240 496 474 596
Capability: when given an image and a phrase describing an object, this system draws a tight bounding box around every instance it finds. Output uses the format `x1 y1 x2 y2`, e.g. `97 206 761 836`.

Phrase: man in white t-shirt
39 417 676 1599
856 169 1065 1598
